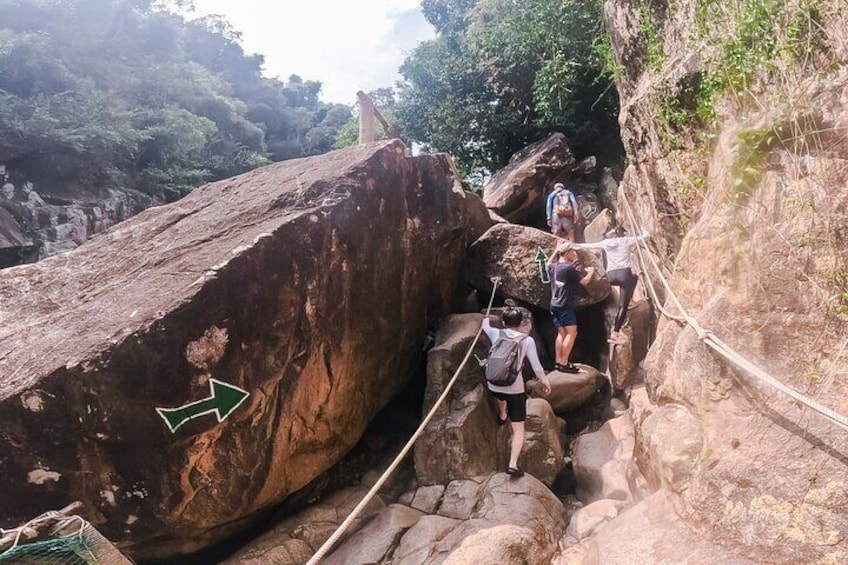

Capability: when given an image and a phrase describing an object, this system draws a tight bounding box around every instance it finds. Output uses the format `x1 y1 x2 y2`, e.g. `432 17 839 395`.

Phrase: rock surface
522 398 566 487
339 473 567 565
608 0 848 561
414 314 508 485
607 298 652 390
0 140 471 559
571 413 639 505
223 486 385 565
481 133 575 225
0 176 155 268
323 503 425 565
467 223 610 310
560 492 755 564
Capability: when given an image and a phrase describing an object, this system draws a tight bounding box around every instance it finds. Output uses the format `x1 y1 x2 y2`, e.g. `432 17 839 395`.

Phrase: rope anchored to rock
620 186 848 433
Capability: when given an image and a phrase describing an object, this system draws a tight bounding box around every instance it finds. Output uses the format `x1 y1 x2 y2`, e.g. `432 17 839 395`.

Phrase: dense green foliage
0 0 350 199
394 0 621 181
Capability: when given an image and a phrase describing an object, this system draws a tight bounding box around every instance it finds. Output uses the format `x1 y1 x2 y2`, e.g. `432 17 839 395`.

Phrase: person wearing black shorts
482 302 551 477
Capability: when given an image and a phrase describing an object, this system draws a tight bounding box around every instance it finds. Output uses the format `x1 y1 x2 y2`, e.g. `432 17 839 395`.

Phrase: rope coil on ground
305 279 503 564
620 187 848 432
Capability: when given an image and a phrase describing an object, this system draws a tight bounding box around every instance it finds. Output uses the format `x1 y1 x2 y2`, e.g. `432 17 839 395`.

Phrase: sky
186 0 436 105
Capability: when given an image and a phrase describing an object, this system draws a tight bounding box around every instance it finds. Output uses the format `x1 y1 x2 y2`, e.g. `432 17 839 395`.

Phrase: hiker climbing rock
547 242 595 373
575 226 649 345
482 298 552 478
546 182 580 242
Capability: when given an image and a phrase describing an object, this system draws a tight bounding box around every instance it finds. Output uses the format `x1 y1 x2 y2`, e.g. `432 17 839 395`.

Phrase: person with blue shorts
547 241 595 373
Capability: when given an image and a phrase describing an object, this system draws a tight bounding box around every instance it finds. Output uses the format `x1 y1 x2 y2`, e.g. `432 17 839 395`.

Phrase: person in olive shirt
547 241 595 373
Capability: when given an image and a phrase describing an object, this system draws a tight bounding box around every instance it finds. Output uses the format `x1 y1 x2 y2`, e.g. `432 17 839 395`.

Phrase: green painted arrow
156 379 249 434
535 247 550 283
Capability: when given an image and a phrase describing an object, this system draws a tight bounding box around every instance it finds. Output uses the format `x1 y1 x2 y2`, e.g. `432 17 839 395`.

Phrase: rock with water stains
0 140 472 559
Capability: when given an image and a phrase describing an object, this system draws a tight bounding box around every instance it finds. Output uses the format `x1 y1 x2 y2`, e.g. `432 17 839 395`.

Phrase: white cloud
187 0 434 104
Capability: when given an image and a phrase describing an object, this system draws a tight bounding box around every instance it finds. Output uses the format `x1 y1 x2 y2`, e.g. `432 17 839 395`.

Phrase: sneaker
506 466 524 478
561 363 580 374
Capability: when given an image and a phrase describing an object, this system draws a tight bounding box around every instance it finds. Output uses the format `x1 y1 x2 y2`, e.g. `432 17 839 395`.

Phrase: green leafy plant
727 125 784 202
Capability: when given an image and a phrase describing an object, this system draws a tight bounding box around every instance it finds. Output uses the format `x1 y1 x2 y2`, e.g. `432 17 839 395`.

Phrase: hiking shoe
506 466 524 478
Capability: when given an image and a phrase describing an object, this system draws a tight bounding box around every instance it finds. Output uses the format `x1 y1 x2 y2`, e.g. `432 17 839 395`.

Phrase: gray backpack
484 330 527 386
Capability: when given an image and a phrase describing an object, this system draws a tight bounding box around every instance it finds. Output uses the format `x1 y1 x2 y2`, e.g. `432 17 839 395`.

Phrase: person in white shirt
575 226 649 345
481 301 552 478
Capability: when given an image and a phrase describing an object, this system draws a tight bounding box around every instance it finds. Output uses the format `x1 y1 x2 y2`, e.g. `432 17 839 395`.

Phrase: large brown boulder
0 140 471 559
467 223 610 309
481 133 575 224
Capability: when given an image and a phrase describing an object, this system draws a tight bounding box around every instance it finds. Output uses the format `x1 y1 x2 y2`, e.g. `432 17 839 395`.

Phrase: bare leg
555 326 568 364
508 421 525 468
567 228 576 242
561 325 578 364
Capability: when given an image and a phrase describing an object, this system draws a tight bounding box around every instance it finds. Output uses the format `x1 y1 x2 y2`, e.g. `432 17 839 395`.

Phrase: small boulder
222 487 384 565
583 208 616 243
522 398 566 487
571 413 638 504
324 504 425 565
564 498 626 541
529 364 604 415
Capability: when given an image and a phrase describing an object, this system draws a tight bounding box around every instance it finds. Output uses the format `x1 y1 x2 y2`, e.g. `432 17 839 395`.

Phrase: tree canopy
0 0 351 199
395 0 621 182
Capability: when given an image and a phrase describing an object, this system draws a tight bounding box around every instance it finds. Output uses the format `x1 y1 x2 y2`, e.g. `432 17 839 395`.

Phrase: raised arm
481 316 500 343
572 240 610 251
578 266 596 287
